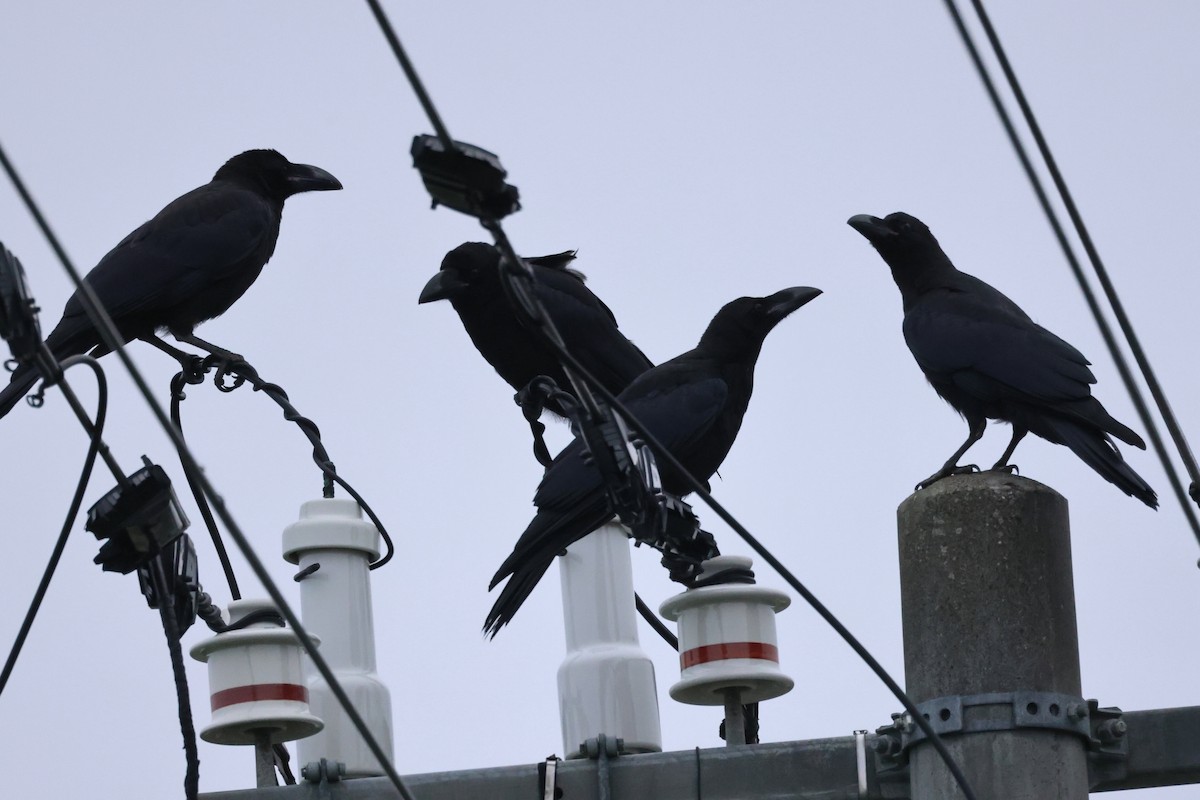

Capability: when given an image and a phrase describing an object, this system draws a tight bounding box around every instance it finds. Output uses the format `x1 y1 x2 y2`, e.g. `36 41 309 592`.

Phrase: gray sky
0 2 1197 797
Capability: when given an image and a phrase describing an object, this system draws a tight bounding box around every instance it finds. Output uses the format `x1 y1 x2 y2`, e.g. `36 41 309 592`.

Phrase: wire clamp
410 134 520 220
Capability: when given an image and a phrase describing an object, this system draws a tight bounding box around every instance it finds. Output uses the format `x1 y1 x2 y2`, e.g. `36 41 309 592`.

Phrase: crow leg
917 417 986 490
141 334 203 369
173 332 244 364
991 426 1028 473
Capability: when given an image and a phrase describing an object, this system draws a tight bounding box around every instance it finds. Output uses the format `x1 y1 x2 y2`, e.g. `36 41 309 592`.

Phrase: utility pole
898 472 1088 799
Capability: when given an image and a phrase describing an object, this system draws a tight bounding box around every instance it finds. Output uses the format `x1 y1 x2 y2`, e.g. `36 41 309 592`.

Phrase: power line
0 357 107 698
943 0 1200 544
360 3 977 797
0 142 417 800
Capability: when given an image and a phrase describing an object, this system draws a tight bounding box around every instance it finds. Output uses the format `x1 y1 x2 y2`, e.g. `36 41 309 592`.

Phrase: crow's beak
418 270 468 304
285 163 343 194
766 286 822 321
847 214 894 242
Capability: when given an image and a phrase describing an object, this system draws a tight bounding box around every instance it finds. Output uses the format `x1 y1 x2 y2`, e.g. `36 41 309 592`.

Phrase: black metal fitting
87 459 190 574
410 135 520 220
0 243 42 365
136 533 199 635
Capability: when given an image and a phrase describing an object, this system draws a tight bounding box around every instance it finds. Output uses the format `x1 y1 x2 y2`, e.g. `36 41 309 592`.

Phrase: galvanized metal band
904 690 1091 748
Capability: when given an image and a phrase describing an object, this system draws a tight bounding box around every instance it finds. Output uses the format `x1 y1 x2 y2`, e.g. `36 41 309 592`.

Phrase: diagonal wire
943 0 1200 543
361 3 977 796
0 143 418 800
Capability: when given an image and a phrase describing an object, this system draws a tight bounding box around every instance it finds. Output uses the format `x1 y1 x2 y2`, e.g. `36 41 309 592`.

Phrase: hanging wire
169 356 395 570
149 558 200 800
0 356 107 698
944 0 1200 544
361 3 976 797
170 373 242 599
0 142 418 800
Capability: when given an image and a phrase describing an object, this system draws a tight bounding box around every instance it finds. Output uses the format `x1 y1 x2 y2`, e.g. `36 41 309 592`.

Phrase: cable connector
87 458 190 574
410 135 521 220
137 533 200 635
0 242 42 365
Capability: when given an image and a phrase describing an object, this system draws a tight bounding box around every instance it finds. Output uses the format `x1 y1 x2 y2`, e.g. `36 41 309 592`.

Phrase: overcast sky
0 2 1197 798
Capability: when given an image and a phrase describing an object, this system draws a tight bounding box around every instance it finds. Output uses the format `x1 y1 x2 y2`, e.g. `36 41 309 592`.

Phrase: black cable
150 558 200 800
171 358 395 570
635 594 678 651
0 357 107 698
363 3 975 793
362 0 454 149
0 143 417 800
948 0 1200 542
170 374 242 599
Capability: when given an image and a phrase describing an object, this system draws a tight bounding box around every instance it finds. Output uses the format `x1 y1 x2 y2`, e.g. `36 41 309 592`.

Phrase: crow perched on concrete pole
849 211 1156 508
0 149 342 419
484 286 822 636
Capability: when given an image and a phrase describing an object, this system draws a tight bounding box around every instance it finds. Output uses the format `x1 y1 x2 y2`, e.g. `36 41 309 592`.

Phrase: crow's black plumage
418 242 652 417
849 211 1156 507
0 149 341 420
484 286 822 636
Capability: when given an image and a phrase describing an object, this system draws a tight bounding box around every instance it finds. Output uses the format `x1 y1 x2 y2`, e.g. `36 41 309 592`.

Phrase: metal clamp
874 692 1127 770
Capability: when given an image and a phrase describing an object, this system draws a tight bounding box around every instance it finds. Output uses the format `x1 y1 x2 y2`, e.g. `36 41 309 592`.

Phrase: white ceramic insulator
189 598 323 745
282 498 393 778
659 555 794 705
557 520 662 757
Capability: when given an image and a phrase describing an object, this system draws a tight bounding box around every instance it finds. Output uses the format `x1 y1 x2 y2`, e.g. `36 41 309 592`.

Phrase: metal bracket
874 693 1127 772
300 758 345 784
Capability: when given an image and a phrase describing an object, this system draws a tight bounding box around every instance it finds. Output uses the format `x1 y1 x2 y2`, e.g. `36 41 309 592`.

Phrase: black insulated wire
361 2 978 795
0 357 107 698
170 375 242 599
150 558 200 800
0 142 418 800
947 0 1200 543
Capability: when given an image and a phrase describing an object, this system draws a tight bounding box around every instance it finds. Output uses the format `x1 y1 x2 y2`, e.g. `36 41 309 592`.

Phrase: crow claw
915 463 979 491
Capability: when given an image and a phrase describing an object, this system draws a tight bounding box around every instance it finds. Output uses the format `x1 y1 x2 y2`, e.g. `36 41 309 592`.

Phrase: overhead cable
361 3 977 797
944 0 1200 544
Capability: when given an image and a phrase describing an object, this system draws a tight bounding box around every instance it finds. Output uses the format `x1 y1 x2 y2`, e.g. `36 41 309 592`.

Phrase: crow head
216 149 342 202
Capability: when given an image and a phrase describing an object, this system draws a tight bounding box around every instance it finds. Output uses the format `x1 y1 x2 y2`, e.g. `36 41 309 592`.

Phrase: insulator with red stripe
189 598 323 745
658 556 793 705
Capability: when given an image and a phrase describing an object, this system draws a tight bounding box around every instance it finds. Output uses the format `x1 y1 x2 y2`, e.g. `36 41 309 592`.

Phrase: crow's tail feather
483 554 556 638
1048 417 1157 508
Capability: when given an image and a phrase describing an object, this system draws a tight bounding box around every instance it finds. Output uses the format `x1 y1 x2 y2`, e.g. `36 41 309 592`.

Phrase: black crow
849 211 1156 507
418 242 653 418
484 286 822 636
0 149 341 419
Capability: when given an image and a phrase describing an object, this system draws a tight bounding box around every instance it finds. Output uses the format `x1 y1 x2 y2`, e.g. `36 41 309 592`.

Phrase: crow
418 242 653 418
484 286 822 636
848 211 1156 507
0 149 342 419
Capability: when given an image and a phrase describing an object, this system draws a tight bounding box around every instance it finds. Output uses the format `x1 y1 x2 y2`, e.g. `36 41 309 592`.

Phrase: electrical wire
170 374 242 600
149 558 200 800
0 356 107 698
944 0 1200 543
0 143 418 800
359 3 976 796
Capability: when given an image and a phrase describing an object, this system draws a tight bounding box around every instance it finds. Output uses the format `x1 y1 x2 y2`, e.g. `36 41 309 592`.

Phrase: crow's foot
915 463 979 491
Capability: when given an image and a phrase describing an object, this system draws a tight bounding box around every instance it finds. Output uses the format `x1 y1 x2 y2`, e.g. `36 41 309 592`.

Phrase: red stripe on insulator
211 683 308 711
680 642 779 669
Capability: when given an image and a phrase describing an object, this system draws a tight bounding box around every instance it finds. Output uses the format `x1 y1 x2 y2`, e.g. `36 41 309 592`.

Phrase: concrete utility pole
898 472 1088 800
